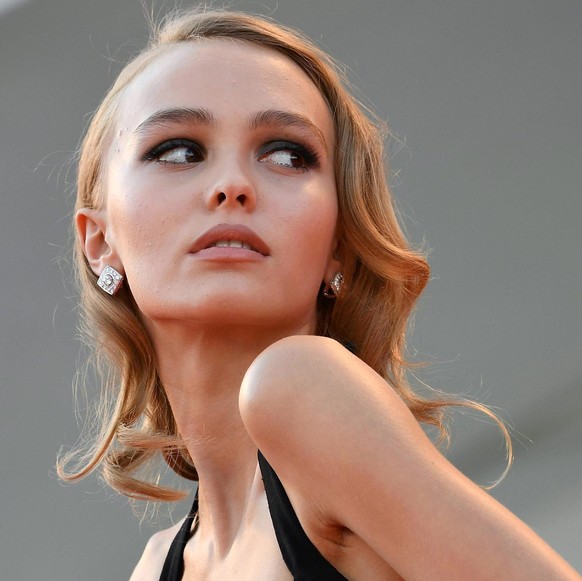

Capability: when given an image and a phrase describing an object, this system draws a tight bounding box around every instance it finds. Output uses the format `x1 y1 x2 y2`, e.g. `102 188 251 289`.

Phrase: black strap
258 451 348 580
159 489 199 581
159 453 348 580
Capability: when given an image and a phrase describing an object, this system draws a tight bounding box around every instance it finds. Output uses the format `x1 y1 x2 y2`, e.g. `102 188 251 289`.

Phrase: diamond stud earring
97 265 124 295
330 272 343 295
322 272 343 298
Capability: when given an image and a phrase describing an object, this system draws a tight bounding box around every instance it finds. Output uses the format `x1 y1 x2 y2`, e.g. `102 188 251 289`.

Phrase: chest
182 495 293 581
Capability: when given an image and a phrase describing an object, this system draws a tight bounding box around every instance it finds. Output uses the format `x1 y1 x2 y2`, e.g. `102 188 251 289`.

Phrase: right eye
144 139 205 165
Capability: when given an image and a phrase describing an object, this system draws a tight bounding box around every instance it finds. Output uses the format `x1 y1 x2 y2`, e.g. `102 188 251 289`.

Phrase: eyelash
143 139 205 164
258 140 319 172
142 138 320 171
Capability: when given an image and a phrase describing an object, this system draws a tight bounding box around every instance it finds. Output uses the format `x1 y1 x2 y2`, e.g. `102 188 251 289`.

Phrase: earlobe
75 208 122 276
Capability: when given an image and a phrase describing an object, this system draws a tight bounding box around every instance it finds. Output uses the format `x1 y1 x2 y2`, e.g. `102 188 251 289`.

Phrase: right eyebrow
132 107 216 137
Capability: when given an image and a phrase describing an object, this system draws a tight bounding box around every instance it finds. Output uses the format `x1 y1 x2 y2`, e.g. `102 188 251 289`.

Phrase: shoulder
240 339 582 580
241 336 357 445
129 520 183 581
239 334 437 566
239 334 411 441
239 334 426 517
240 334 390 413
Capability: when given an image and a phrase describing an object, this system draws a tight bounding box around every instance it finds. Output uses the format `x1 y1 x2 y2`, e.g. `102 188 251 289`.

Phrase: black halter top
158 451 348 580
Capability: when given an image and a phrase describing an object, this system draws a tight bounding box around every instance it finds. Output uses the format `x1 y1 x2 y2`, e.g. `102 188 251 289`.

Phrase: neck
147 319 311 554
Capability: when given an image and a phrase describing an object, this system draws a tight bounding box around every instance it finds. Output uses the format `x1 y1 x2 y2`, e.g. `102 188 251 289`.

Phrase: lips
190 223 270 256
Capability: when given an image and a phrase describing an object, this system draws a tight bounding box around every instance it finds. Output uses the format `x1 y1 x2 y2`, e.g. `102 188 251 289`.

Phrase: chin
143 298 315 334
133 283 317 326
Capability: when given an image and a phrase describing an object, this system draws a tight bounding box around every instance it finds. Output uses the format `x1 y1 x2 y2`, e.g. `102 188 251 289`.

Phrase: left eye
258 141 318 171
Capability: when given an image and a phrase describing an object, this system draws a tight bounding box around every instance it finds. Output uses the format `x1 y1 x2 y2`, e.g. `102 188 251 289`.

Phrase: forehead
117 39 333 137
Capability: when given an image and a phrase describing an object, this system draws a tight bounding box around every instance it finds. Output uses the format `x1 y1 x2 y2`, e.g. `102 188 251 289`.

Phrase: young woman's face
101 40 339 335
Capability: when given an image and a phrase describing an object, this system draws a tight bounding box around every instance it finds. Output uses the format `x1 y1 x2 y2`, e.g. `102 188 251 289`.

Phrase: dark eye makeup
142 137 320 171
257 140 320 172
143 139 205 165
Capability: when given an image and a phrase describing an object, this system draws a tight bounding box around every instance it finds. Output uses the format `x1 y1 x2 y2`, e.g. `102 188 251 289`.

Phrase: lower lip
190 247 266 262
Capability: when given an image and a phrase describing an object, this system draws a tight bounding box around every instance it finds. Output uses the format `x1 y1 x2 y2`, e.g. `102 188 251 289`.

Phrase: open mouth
207 240 254 250
191 223 270 256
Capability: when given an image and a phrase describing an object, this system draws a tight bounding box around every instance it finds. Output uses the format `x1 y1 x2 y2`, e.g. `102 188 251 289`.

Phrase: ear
75 208 123 276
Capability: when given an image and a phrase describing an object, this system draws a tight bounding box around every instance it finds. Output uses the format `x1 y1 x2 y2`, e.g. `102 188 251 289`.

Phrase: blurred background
1 0 580 578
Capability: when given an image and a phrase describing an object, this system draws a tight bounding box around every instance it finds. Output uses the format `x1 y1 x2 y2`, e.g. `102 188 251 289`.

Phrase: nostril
214 190 250 206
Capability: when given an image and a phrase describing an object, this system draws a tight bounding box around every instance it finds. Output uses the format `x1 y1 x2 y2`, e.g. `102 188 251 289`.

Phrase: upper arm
240 335 579 580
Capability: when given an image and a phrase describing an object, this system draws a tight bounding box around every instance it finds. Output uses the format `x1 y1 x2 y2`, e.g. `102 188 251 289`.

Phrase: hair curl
58 7 510 501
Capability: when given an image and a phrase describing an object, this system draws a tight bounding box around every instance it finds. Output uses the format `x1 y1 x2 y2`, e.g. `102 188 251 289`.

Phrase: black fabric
258 451 348 581
159 489 198 581
159 454 348 580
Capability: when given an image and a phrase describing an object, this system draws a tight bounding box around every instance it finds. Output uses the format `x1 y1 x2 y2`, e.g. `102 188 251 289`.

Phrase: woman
58 8 580 580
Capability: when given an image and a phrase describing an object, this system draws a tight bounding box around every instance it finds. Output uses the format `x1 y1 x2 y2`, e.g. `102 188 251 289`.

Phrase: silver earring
97 265 124 295
322 272 343 298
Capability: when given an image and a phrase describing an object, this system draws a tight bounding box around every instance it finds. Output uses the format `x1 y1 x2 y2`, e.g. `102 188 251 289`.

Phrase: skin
77 40 580 580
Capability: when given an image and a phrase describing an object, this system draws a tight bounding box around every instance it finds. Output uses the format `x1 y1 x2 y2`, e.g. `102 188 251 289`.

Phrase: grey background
1 0 581 579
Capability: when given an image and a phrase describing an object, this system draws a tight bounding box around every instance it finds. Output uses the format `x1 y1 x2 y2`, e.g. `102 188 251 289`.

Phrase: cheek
110 198 155 259
106 187 179 315
282 182 338 276
305 180 338 244
106 170 179 260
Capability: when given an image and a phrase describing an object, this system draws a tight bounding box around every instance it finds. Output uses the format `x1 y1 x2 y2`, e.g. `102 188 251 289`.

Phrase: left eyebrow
133 107 216 137
249 109 329 152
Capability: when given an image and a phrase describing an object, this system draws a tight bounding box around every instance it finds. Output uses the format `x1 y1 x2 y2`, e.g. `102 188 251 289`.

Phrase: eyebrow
132 107 328 151
249 109 328 152
133 107 216 136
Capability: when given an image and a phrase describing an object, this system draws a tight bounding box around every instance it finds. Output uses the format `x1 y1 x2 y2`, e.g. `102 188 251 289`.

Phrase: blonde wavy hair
58 8 510 501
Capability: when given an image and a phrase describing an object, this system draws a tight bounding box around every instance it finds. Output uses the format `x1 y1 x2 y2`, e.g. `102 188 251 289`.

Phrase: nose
205 154 257 212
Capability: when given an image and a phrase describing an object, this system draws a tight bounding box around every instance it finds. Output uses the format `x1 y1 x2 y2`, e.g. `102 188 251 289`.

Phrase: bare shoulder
240 336 581 580
129 520 183 581
239 334 396 413
238 333 424 512
239 334 413 450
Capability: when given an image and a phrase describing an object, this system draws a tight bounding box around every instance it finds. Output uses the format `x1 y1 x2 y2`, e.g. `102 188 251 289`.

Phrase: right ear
75 208 122 276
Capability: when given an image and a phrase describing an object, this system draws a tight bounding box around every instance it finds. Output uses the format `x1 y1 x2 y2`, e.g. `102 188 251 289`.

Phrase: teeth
213 240 252 249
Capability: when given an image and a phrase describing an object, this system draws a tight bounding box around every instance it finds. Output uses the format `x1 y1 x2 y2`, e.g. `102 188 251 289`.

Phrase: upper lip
190 223 270 256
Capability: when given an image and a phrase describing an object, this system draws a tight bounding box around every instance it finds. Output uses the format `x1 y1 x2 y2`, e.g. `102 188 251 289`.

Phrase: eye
143 139 205 165
258 141 319 172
